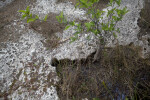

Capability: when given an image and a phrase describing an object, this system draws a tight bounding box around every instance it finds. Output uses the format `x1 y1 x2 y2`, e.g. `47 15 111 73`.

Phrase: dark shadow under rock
137 0 150 39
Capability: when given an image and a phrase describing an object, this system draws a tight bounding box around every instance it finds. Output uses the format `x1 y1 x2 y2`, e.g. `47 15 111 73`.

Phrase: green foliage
44 14 48 21
56 11 67 23
19 0 129 45
19 6 38 23
65 25 71 30
56 0 129 44
19 6 47 23
93 98 100 100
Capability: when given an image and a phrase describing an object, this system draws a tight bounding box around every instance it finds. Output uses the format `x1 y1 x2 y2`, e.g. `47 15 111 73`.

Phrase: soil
29 13 65 36
29 13 66 49
0 0 66 49
0 0 36 48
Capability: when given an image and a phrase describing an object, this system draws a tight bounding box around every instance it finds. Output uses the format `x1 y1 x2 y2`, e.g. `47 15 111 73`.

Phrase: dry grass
52 45 150 100
29 13 65 50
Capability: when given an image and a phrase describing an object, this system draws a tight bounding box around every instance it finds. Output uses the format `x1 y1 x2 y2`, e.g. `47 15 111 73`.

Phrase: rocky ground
0 0 149 100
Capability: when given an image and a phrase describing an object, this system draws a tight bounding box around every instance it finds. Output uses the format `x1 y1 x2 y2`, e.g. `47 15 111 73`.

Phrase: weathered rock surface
0 0 149 100
0 0 14 8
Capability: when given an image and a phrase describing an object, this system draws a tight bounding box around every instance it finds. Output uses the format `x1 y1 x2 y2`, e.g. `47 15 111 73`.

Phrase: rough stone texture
0 0 149 100
0 0 92 100
118 0 149 58
103 0 149 58
0 21 59 100
0 0 14 8
31 0 87 21
32 0 148 59
31 0 107 60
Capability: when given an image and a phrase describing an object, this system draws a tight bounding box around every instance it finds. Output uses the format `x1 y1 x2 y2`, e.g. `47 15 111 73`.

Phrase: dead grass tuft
52 45 150 100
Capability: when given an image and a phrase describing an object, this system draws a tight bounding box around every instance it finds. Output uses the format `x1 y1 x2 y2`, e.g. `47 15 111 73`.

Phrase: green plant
19 6 48 23
56 0 129 61
93 98 100 100
19 0 129 61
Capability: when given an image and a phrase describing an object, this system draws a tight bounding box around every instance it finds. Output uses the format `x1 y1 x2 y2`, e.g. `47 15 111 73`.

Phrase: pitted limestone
0 0 14 8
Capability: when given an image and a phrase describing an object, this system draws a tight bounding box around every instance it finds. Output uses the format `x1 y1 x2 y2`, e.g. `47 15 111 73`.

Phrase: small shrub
57 0 128 41
19 1 129 56
56 0 129 61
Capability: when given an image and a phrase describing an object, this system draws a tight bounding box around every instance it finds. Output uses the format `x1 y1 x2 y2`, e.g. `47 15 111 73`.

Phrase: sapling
19 6 48 23
56 0 129 62
19 0 128 62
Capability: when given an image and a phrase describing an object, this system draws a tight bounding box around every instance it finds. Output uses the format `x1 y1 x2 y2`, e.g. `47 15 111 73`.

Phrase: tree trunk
93 44 104 62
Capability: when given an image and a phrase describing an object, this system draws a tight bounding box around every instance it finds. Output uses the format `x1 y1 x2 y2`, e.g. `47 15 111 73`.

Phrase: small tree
19 0 128 62
56 0 129 62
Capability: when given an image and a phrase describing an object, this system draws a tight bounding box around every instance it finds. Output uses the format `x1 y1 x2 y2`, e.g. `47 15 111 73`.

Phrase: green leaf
70 37 77 43
102 81 107 89
79 0 89 8
27 18 36 23
30 13 32 18
110 0 113 4
26 6 30 12
125 97 129 100
56 16 59 21
113 32 117 38
69 21 75 26
93 98 99 100
116 28 120 33
75 2 80 8
65 25 71 30
122 7 129 15
74 31 80 36
92 0 99 3
35 15 39 19
44 14 48 21
86 2 93 7
80 0 87 3
95 9 104 18
116 0 121 6
102 23 109 31
22 14 27 19
56 12 66 23
26 6 30 14
60 11 64 18
92 29 99 36
112 16 118 21
19 10 26 13
109 23 115 31
63 18 67 23
85 22 94 29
